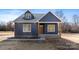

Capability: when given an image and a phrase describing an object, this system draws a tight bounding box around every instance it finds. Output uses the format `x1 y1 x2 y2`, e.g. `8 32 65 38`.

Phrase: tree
73 14 79 25
55 10 68 23
0 21 6 31
55 10 70 32
6 21 14 31
0 21 14 31
55 10 64 18
71 14 79 33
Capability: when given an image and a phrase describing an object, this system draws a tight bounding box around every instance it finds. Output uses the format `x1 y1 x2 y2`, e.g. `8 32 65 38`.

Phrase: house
14 10 61 39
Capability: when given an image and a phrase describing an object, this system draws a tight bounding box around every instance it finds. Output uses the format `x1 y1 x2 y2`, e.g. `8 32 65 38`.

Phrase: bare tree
71 15 79 33
6 21 14 31
55 10 70 32
55 10 64 18
55 10 67 22
0 21 14 31
73 14 79 25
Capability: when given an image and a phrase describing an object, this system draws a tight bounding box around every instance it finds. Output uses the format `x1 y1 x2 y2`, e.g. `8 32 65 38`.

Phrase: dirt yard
0 31 79 50
0 31 14 41
61 33 79 43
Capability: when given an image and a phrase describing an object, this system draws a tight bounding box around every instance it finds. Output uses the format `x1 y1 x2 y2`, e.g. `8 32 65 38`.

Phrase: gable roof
39 12 61 22
14 10 61 23
23 10 35 20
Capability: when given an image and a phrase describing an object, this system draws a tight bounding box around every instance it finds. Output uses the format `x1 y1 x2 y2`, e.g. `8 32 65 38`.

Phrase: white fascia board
38 22 61 23
14 21 37 23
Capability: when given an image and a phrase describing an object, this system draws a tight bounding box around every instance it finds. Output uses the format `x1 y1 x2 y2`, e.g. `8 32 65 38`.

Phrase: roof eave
14 21 37 23
38 21 61 23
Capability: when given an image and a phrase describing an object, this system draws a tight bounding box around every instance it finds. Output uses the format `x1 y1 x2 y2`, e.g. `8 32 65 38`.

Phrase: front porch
37 23 60 39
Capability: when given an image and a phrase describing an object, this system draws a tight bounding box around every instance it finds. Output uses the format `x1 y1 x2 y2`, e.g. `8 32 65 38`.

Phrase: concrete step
7 37 45 40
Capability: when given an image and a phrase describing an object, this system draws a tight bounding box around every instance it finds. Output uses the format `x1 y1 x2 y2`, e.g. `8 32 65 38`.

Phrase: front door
39 25 44 34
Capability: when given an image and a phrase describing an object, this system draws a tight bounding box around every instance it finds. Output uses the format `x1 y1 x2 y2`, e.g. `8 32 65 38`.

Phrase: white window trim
47 24 55 32
23 24 31 32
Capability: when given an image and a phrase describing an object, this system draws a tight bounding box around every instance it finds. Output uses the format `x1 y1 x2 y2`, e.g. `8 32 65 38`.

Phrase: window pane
23 24 31 32
25 13 31 19
47 24 55 32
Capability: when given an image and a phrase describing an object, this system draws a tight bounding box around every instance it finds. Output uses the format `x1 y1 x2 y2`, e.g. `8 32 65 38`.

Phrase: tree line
55 10 79 33
0 21 14 31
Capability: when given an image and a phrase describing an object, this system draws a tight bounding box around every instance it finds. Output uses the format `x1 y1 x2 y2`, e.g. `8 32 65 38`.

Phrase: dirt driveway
0 31 14 41
61 33 79 43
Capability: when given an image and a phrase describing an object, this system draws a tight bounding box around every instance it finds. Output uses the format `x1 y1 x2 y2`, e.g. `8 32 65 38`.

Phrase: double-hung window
47 24 55 32
23 24 31 32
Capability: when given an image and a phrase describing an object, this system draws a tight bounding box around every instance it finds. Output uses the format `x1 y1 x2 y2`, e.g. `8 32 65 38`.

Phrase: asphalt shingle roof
14 11 61 23
14 13 45 23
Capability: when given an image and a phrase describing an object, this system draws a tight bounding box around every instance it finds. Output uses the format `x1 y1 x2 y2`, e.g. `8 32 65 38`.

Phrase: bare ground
61 33 79 43
0 31 79 50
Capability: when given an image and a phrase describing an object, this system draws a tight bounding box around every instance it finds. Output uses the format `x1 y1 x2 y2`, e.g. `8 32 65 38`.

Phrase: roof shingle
14 11 61 23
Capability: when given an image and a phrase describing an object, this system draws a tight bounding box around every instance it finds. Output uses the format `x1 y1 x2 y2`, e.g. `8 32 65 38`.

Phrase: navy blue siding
44 23 58 34
15 23 58 37
15 23 38 37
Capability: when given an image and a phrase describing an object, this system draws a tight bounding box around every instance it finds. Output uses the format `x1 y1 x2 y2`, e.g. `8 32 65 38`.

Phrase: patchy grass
0 40 57 50
0 39 78 50
0 31 79 50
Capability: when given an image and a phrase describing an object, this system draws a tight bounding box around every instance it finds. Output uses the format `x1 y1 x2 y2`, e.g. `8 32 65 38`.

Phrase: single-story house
14 10 61 39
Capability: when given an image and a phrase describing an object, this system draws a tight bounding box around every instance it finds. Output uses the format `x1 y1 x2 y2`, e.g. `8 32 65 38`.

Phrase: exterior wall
14 23 59 38
15 23 38 38
44 23 58 34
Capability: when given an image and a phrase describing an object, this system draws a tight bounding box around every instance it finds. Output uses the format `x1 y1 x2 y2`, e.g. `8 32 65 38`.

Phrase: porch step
8 37 45 40
40 37 45 40
39 34 60 39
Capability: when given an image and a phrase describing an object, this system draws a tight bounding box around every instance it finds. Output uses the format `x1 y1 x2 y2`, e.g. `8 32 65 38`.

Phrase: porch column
38 23 40 35
58 22 61 37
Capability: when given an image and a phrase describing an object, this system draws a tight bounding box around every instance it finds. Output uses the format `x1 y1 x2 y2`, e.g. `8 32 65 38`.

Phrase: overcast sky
0 9 79 24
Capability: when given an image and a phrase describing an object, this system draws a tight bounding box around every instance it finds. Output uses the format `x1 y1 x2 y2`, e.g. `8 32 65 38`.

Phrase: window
25 13 31 19
23 24 31 32
47 24 55 32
